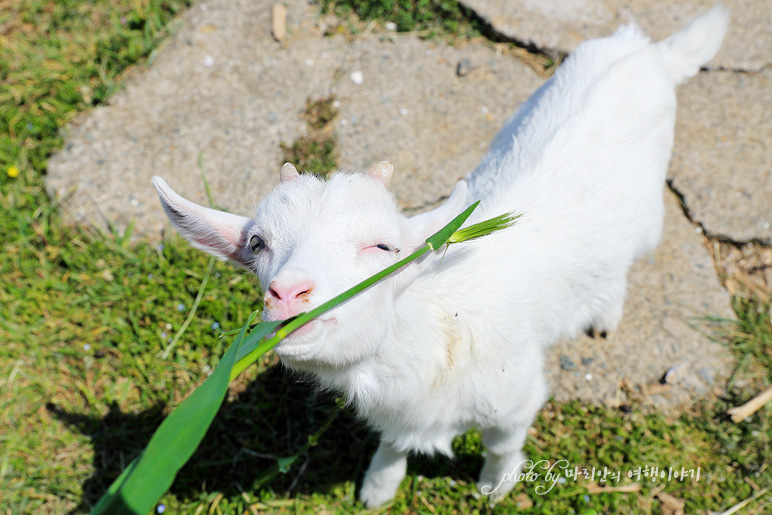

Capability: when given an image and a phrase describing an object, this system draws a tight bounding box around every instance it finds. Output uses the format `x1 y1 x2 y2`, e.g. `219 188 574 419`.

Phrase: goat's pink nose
267 279 315 303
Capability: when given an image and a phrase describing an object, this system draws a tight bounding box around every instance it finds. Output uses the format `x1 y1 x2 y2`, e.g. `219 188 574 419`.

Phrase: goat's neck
319 270 471 415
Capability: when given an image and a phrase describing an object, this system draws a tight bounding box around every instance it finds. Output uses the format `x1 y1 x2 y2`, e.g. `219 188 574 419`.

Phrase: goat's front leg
359 439 408 508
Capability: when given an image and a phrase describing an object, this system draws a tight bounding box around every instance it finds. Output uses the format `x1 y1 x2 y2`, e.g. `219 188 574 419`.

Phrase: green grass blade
87 454 142 515
90 311 257 515
161 256 216 359
448 211 522 244
425 200 480 250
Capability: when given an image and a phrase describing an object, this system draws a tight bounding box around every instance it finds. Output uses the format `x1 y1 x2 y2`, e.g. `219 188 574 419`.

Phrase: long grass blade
90 311 257 515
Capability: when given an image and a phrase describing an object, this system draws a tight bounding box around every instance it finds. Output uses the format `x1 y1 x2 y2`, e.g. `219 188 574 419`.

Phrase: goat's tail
657 3 729 85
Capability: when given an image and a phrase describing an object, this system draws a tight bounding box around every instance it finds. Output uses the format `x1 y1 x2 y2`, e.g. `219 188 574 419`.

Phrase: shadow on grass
47 365 372 513
48 364 487 513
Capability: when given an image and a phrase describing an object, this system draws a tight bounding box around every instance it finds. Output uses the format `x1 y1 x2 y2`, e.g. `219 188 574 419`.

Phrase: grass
280 96 339 177
321 0 484 39
1 0 771 514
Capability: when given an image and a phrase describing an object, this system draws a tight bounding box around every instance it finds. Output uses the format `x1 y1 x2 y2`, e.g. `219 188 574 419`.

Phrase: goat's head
153 163 467 368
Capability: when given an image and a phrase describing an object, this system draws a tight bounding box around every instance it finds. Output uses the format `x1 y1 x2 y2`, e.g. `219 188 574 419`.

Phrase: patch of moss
281 96 339 177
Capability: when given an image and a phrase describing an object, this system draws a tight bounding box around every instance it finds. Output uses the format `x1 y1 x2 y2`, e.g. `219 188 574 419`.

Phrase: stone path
46 0 771 409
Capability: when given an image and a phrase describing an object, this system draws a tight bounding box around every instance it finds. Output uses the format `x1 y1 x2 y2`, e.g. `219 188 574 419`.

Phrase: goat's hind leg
588 274 628 338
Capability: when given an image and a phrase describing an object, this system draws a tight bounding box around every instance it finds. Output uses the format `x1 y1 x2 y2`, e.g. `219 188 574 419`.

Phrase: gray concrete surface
457 0 772 244
457 0 771 71
671 69 772 244
47 0 762 409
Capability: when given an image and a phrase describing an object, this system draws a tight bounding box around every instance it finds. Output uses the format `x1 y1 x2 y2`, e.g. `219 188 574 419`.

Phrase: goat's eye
249 235 266 254
374 243 400 253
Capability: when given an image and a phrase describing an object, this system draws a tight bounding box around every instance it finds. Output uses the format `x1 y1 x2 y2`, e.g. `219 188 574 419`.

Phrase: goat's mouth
282 316 337 338
274 317 337 361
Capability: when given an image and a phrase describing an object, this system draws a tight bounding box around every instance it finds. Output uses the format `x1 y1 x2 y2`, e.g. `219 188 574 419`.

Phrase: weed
304 96 339 131
322 0 483 39
281 96 339 177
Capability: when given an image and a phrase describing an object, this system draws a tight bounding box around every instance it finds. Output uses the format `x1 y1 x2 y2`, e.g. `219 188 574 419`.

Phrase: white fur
153 5 728 508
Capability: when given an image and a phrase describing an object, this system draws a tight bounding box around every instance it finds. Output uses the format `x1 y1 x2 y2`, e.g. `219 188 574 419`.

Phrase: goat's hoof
477 480 510 505
359 481 395 509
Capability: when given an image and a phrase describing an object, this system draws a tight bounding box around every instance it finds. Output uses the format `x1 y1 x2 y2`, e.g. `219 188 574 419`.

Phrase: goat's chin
278 318 385 372
274 318 337 363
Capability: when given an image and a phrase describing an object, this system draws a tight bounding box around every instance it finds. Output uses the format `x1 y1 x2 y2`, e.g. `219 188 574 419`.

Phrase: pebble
698 367 714 384
385 21 397 31
559 355 576 371
350 71 364 85
661 365 681 384
203 55 214 67
581 357 594 366
584 373 593 381
456 58 471 77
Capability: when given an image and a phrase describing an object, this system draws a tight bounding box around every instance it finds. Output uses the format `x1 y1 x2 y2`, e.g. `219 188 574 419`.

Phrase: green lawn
1 1 771 513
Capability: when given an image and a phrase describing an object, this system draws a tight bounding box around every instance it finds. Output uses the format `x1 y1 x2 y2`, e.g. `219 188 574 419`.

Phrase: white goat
153 4 728 508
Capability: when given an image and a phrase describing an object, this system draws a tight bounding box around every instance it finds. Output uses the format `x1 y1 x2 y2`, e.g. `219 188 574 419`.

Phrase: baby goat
153 4 729 508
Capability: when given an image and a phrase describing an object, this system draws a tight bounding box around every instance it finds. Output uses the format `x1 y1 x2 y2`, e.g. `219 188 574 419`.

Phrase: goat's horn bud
280 162 299 182
364 161 394 187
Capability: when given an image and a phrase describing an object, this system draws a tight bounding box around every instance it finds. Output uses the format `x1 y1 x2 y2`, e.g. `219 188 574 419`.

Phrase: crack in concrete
457 3 566 63
668 179 772 247
455 0 772 74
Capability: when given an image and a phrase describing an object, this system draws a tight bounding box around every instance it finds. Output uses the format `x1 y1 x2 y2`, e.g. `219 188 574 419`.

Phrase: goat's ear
401 180 469 253
392 180 469 294
364 161 394 188
280 162 300 182
152 176 253 266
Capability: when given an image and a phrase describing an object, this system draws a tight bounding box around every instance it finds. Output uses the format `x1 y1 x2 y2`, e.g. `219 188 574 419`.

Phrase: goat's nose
267 279 314 303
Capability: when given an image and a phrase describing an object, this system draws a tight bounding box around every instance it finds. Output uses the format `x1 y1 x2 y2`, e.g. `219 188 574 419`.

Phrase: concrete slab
47 0 339 231
458 0 771 71
46 1 542 235
329 37 543 210
670 69 772 244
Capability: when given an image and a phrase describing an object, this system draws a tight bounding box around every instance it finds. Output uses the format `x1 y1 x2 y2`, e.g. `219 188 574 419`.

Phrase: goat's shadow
49 364 483 513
